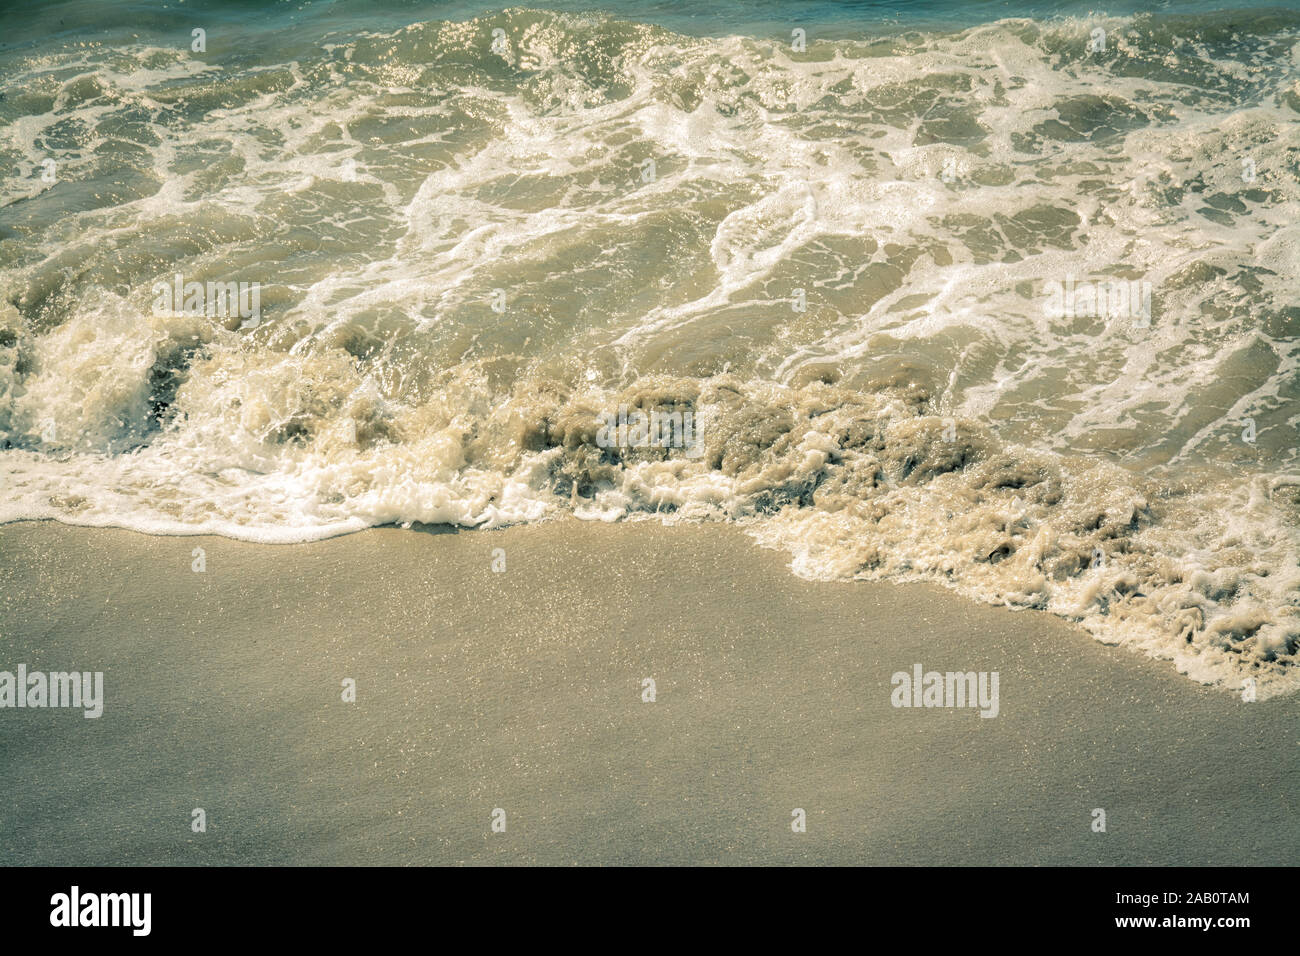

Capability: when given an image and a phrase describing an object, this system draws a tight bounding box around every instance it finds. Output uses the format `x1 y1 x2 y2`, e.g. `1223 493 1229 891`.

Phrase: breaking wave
1 7 1298 694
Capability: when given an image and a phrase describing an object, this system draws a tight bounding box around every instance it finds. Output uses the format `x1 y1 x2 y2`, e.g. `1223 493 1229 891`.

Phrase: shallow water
1 2 1297 693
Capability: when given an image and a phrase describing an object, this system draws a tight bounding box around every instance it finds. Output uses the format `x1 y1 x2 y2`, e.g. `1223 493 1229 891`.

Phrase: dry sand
0 517 1295 865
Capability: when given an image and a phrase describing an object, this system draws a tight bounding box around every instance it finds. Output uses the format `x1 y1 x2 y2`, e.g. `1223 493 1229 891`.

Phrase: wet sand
0 517 1295 865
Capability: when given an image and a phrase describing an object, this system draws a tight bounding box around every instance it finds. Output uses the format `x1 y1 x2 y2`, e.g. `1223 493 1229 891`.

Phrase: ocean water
1 1 1297 695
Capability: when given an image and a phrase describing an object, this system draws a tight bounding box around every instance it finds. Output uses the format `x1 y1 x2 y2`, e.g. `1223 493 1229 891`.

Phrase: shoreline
0 517 1295 865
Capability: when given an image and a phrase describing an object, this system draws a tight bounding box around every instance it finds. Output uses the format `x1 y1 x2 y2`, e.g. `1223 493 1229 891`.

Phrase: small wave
1 7 1297 695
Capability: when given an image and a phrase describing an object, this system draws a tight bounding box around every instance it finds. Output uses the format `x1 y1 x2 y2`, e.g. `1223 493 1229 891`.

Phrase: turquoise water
3 0 1294 43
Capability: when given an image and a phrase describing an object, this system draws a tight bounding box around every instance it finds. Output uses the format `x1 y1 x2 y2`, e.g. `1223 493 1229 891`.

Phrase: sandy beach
0 518 1294 866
